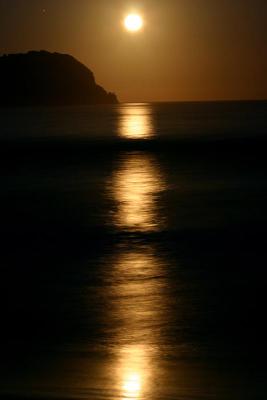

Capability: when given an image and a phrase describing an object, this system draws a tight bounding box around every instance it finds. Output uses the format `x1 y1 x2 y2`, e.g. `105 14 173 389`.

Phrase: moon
124 14 143 32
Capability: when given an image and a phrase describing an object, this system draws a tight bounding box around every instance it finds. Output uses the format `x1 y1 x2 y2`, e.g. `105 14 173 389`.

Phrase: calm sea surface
0 102 267 399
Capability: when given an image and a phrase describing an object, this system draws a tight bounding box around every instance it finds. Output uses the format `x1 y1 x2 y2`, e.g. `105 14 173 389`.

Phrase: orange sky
0 0 266 102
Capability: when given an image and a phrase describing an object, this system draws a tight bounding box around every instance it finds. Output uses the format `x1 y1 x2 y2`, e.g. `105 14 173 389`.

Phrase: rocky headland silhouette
0 51 118 106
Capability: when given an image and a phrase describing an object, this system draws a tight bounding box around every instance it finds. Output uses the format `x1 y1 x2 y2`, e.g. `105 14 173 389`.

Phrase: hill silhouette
0 51 118 106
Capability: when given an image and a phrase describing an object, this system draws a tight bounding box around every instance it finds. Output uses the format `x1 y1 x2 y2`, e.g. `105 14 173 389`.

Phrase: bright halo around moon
124 14 143 32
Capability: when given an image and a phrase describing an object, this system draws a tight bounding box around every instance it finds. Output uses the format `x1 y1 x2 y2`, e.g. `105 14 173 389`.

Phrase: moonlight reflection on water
110 152 166 232
118 104 154 139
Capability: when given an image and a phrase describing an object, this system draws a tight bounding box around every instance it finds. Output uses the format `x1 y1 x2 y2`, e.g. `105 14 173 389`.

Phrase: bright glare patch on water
119 345 151 399
109 153 166 232
122 373 142 398
118 104 154 139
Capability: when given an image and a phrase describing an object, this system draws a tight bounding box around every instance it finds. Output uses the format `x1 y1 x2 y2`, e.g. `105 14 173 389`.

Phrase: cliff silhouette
0 51 118 106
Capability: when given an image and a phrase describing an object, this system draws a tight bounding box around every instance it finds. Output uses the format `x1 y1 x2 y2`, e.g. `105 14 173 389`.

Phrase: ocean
0 101 267 399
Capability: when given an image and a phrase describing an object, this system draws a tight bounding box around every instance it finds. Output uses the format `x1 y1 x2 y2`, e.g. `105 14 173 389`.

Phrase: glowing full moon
124 14 143 32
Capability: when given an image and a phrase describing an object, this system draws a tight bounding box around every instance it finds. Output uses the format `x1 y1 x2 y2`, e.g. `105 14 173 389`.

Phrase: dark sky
1 0 266 102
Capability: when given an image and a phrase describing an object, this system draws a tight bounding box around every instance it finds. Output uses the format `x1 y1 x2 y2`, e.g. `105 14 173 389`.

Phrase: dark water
1 102 267 399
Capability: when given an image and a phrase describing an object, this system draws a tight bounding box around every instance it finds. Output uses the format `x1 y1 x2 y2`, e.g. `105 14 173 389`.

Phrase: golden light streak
110 153 165 232
118 104 153 139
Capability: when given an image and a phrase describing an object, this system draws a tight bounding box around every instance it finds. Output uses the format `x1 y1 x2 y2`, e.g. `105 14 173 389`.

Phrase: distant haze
0 0 266 102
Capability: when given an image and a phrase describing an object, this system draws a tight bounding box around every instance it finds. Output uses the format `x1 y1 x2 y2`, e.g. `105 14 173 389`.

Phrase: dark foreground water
0 102 267 399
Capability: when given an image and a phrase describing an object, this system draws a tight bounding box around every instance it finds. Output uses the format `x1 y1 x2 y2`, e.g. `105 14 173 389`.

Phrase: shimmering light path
118 104 154 139
1 102 266 399
110 153 165 232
